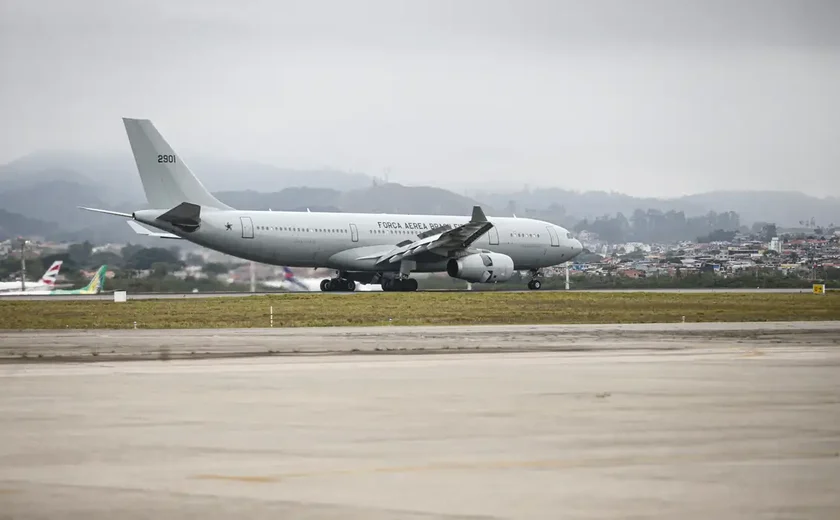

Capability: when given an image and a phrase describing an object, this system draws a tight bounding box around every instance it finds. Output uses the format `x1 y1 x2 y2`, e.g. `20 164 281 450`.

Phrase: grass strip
1 292 838 329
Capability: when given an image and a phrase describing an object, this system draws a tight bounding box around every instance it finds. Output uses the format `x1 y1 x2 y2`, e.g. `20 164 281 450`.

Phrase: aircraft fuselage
135 208 580 272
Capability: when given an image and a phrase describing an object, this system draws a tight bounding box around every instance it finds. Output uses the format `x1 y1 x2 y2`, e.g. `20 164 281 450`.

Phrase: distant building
620 269 646 279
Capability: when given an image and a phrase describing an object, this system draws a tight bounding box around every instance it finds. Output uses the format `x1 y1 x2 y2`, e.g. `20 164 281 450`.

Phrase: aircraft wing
357 206 494 265
126 220 182 239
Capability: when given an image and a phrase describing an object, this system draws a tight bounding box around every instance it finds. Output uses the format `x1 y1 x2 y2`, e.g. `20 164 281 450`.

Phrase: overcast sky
1 0 838 197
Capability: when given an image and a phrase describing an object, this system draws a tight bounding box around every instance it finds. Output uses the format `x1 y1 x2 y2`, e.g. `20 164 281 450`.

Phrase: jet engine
446 252 514 283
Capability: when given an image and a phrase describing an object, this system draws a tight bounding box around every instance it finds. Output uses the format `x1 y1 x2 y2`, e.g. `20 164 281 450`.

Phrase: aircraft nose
571 239 582 254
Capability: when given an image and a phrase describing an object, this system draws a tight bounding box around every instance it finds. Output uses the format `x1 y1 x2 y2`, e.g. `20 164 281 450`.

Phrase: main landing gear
320 278 356 292
527 269 542 290
381 278 418 292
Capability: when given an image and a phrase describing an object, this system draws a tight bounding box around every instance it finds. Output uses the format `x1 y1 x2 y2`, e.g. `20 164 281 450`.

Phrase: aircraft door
241 217 254 239
488 226 499 246
349 223 359 242
546 226 560 247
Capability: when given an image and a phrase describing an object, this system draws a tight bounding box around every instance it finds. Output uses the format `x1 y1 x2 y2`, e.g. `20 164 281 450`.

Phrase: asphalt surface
1 324 839 519
2 321 839 362
0 287 826 300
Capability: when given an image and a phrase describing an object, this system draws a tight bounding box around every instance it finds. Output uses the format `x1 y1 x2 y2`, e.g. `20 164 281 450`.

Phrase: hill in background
1 151 838 243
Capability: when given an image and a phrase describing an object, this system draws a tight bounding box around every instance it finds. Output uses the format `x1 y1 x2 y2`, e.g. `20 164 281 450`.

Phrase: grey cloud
1 0 838 198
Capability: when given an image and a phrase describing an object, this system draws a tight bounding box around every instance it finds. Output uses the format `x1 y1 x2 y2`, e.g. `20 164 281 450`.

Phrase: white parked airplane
82 118 582 291
0 260 63 293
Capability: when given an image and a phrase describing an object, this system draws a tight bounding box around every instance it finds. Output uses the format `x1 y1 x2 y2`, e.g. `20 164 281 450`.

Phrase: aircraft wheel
345 279 356 291
320 279 330 292
406 278 418 292
381 279 391 291
528 280 542 290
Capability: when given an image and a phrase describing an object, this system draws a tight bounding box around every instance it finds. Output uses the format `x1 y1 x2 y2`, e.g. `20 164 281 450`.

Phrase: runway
2 321 839 362
0 286 824 301
1 323 839 519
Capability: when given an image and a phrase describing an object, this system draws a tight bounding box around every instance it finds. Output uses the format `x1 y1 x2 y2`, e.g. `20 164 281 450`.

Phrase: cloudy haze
1 0 838 197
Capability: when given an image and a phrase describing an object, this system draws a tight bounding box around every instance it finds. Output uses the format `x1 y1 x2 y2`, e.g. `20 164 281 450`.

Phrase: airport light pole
19 237 29 292
250 261 256 293
565 261 570 290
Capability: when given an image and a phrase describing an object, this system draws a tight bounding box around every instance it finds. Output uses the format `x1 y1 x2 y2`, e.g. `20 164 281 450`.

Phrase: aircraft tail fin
80 265 108 294
38 260 63 288
122 118 232 210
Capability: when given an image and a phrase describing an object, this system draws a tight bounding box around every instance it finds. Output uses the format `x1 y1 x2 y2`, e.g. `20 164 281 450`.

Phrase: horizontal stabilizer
127 220 182 239
79 207 133 218
156 202 201 231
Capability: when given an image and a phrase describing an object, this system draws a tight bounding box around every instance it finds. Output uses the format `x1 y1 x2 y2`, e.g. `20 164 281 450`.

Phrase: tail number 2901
157 154 176 163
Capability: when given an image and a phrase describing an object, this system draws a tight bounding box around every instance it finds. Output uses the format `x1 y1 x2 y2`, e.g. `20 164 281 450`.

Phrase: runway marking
741 348 765 357
189 450 839 483
193 474 278 483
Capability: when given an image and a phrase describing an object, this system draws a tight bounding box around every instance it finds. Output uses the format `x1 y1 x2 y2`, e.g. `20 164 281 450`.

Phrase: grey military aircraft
82 118 582 291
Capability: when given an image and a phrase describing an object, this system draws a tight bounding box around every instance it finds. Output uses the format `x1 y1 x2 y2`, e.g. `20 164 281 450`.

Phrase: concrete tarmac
1 324 839 519
2 321 839 362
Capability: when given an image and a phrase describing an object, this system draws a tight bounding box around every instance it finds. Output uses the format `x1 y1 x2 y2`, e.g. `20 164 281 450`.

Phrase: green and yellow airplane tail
51 265 108 295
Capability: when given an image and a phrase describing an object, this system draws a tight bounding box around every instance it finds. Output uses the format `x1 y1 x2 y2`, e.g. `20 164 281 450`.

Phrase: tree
150 262 170 278
575 251 604 264
121 243 144 259
186 253 205 266
752 222 771 235
619 250 646 261
697 229 736 243
67 241 93 266
760 223 777 242
579 208 742 244
202 262 230 276
90 251 123 268
125 247 182 270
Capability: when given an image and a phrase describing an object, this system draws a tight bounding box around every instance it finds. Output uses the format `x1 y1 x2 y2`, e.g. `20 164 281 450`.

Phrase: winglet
471 205 488 223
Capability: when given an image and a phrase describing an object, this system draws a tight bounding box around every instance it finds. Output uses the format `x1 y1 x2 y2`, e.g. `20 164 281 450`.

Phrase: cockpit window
566 232 573 239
